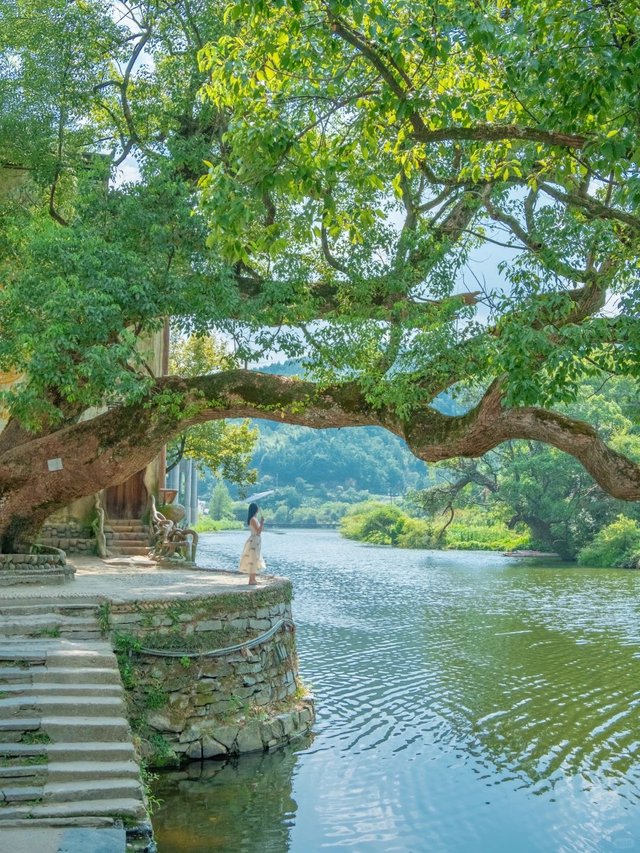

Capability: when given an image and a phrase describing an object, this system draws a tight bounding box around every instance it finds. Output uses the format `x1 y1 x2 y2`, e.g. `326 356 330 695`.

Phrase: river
150 529 640 852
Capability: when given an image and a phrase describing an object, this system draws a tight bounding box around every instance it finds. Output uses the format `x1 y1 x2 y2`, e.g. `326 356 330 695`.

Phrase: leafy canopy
198 0 640 412
1 0 640 515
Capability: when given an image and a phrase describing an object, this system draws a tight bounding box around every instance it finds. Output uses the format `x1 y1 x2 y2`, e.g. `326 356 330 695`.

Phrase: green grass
20 732 52 744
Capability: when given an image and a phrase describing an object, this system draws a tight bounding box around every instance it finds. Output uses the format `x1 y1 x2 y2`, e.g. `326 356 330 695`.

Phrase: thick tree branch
2 371 640 551
411 124 587 150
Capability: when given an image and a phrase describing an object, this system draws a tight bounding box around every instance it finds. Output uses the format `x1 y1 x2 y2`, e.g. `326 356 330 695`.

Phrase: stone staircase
107 519 152 557
0 598 153 851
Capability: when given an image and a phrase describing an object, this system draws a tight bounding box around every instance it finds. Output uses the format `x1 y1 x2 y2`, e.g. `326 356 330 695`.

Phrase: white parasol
245 489 275 503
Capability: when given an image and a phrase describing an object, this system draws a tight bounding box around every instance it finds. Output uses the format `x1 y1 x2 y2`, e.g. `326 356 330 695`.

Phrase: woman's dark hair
247 503 259 525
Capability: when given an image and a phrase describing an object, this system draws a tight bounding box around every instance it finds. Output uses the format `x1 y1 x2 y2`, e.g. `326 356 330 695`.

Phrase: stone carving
149 495 198 564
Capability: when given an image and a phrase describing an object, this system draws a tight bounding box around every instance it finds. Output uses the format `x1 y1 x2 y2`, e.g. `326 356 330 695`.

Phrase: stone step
0 785 42 804
45 654 117 671
47 759 140 782
109 546 151 556
0 826 126 853
0 651 46 664
44 777 143 803
0 612 98 625
0 717 40 732
41 715 131 741
0 665 121 685
0 573 72 587
0 796 147 821
0 682 123 697
47 741 138 762
45 647 117 669
0 741 136 762
108 519 148 527
0 603 95 615
0 598 100 612
109 532 150 541
0 616 101 640
107 524 149 538
0 743 47 759
0 764 47 782
0 696 124 719
0 642 115 669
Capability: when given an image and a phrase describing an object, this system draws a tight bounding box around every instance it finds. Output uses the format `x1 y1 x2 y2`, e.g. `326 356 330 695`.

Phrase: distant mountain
252 421 431 495
246 360 452 496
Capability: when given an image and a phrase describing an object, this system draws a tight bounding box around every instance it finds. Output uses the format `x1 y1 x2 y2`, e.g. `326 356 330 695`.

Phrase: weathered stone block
178 726 199 744
209 725 238 749
201 663 231 678
236 685 258 700
186 740 202 760
146 711 183 733
194 620 223 632
299 706 314 725
276 714 296 737
236 724 264 754
202 736 227 758
210 700 234 717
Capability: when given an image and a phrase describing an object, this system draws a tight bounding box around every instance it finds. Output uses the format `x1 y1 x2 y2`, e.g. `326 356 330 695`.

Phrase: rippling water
151 529 640 852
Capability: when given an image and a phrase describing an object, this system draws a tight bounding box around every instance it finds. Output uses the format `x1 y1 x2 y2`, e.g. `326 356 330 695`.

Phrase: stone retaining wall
0 551 75 586
103 580 314 767
39 521 96 554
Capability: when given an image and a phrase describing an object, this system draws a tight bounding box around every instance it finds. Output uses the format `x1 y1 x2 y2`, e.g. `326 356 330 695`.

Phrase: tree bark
1 371 639 552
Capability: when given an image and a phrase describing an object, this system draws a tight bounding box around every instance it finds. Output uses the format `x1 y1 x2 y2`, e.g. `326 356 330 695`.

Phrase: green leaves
2 0 639 495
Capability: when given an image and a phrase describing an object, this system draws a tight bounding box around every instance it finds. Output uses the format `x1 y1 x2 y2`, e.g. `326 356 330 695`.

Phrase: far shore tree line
1 1 639 557
192 372 640 567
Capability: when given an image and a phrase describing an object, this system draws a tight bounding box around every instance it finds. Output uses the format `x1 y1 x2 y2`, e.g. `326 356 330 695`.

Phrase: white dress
239 519 266 575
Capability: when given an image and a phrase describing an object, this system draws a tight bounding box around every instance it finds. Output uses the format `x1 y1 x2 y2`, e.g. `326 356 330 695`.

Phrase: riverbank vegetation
578 518 640 569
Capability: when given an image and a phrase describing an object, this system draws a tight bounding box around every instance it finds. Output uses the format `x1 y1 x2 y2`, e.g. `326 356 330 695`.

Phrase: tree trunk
1 370 639 552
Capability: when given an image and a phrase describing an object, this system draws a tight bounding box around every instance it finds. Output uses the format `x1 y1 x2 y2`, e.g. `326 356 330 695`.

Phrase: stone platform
1 554 273 603
0 556 313 852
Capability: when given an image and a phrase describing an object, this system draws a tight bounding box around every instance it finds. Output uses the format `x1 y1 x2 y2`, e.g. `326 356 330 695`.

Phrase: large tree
1 0 639 552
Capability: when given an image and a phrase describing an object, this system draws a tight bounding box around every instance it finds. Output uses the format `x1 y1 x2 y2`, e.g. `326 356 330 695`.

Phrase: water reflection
152 734 313 853
153 531 640 852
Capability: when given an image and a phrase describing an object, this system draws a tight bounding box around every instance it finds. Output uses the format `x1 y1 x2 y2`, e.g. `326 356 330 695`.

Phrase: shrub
340 502 530 551
193 516 242 532
578 516 640 568
341 502 414 546
397 516 434 548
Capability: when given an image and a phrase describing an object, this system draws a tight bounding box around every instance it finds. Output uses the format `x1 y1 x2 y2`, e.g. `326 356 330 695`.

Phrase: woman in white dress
239 502 265 585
